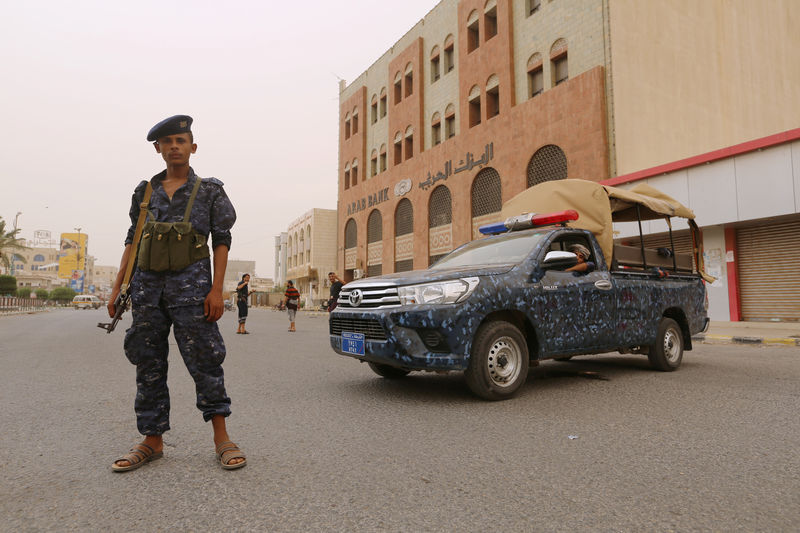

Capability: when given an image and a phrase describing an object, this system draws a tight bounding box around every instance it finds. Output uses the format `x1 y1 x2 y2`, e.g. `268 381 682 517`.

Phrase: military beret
147 114 193 142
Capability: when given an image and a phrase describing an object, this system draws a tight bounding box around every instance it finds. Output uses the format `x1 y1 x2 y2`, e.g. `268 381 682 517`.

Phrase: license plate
342 332 365 355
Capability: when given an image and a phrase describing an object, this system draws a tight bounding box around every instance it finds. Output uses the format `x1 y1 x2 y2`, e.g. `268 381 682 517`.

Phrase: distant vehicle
72 295 103 310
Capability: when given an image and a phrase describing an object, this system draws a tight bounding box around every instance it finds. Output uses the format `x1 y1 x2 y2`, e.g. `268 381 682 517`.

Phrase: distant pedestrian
283 280 300 332
236 273 254 334
327 272 343 312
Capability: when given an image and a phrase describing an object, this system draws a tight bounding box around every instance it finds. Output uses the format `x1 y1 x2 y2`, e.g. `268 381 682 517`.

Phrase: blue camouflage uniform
123 167 236 435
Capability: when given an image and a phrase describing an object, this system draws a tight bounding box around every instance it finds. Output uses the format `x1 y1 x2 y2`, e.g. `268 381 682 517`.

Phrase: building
273 233 288 286
89 264 119 297
282 209 338 307
337 0 799 321
224 259 257 293
8 245 62 290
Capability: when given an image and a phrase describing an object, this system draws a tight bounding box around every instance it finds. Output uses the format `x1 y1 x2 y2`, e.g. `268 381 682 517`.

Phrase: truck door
533 235 616 354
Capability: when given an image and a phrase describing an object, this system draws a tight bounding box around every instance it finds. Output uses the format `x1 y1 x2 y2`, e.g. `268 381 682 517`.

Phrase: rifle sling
121 182 153 294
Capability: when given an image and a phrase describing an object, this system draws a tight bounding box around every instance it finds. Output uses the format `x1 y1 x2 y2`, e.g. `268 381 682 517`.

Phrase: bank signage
346 187 390 216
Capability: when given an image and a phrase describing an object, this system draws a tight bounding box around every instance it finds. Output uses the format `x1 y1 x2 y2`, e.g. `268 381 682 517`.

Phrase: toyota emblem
349 289 363 307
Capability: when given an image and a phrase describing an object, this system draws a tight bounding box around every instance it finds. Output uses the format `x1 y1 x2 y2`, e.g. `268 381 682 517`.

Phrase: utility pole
74 227 82 293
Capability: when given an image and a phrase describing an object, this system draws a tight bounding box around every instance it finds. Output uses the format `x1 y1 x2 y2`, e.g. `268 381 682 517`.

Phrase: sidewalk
694 321 800 347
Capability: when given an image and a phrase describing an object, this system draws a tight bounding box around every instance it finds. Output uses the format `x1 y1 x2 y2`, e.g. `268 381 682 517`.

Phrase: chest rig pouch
137 178 210 272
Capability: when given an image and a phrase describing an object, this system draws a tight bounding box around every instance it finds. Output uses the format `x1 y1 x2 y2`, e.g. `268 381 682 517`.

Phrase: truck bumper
329 308 476 371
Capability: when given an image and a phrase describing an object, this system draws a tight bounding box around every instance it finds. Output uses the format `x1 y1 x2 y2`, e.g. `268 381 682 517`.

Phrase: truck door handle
594 280 613 290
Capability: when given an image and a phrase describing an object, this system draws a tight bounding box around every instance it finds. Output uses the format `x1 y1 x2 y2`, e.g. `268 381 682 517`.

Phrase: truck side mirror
542 250 578 270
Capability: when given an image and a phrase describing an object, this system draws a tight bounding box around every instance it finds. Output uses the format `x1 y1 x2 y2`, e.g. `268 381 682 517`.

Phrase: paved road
1 308 798 532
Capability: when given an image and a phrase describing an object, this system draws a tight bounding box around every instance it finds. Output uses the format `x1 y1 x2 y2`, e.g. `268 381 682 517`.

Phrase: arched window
344 112 351 140
394 72 402 104
379 87 387 117
486 74 499 118
344 162 351 190
305 225 312 263
370 94 378 124
445 104 456 138
33 254 45 262
550 38 568 85
352 106 359 134
404 125 414 160
370 149 378 177
430 46 441 83
395 199 414 272
467 10 480 53
298 231 305 265
527 144 567 187
444 35 455 73
484 0 497 41
352 158 359 186
468 85 481 128
471 167 502 238
404 62 413 97
431 111 442 146
428 185 453 266
344 218 357 271
367 209 383 277
527 53 544 98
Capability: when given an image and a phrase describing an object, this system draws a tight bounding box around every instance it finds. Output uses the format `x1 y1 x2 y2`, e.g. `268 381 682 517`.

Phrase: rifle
98 291 130 333
97 182 153 334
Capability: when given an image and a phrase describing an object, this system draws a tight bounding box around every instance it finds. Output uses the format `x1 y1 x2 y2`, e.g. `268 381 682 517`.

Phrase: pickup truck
329 180 711 400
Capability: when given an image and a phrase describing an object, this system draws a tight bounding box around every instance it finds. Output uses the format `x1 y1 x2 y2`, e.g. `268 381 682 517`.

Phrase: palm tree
0 217 28 272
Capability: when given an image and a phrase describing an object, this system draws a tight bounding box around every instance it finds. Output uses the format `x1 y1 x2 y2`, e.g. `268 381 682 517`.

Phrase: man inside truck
565 243 596 273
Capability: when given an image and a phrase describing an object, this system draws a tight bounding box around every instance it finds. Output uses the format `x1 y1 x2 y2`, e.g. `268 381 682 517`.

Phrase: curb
692 334 800 347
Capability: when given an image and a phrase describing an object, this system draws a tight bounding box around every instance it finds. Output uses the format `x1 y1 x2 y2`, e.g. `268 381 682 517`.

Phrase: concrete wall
609 0 800 174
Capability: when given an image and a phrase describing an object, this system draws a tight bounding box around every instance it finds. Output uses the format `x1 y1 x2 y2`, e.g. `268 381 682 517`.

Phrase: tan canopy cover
500 179 697 269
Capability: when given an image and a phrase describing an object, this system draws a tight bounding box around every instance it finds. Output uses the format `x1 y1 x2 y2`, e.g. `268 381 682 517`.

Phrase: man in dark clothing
327 272 343 312
108 115 246 472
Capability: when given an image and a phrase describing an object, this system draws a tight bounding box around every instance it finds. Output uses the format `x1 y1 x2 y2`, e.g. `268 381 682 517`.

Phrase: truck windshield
430 231 545 269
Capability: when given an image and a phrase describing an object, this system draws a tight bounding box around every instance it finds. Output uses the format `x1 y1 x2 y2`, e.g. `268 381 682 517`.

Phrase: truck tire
465 321 529 400
648 317 683 371
368 362 411 379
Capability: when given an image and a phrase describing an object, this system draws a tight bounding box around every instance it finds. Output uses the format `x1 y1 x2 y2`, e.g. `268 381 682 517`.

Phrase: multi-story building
8 245 62 290
273 233 288 286
338 0 800 321
283 209 338 307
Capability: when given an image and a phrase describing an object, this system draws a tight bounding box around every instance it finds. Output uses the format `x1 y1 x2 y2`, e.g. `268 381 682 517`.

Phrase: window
344 219 357 249
352 109 359 134
371 150 378 177
404 127 414 160
352 159 358 186
430 47 441 82
404 64 413 97
394 132 402 165
471 167 502 217
428 185 453 266
486 75 499 118
528 0 541 16
344 164 350 190
445 104 456 139
527 144 567 187
394 73 402 104
527 53 544 98
444 35 455 73
468 85 481 128
553 54 568 85
33 254 45 262
551 38 568 85
484 2 497 41
395 199 414 272
344 113 350 139
380 89 387 117
467 11 480 53
380 145 387 172
371 96 378 124
431 112 441 146
367 210 383 277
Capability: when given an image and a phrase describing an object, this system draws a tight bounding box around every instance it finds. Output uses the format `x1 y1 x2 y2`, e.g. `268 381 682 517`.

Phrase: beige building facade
284 209 338 307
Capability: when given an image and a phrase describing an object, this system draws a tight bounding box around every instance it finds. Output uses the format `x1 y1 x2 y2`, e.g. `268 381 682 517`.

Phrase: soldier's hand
204 289 224 322
107 290 119 318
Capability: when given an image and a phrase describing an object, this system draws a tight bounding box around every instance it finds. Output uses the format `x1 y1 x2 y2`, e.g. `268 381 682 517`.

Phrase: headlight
397 277 479 305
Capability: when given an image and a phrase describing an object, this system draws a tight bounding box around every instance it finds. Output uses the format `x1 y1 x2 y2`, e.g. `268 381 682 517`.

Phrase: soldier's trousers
124 301 231 435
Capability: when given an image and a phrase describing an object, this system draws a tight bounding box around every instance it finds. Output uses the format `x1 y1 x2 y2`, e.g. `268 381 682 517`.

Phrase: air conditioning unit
353 268 365 279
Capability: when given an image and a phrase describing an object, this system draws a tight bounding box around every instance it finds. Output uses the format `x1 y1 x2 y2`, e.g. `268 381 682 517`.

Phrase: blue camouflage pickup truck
329 180 711 400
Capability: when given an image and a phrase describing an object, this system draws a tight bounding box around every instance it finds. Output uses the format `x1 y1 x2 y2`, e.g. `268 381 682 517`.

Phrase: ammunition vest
137 178 210 272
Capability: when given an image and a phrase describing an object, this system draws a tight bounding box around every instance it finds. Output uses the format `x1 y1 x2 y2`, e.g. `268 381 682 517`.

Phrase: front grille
338 284 401 309
330 316 387 341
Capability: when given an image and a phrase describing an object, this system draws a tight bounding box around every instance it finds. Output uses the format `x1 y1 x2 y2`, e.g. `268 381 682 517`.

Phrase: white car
72 295 103 310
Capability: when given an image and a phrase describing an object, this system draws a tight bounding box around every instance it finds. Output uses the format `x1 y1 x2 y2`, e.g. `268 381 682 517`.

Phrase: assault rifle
97 291 130 333
96 182 153 334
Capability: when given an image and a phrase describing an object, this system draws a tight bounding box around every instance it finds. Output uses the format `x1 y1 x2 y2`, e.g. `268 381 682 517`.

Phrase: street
1 308 798 532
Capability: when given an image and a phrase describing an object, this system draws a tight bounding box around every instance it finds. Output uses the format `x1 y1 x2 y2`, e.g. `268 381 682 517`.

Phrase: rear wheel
648 317 683 371
367 362 411 379
465 321 529 400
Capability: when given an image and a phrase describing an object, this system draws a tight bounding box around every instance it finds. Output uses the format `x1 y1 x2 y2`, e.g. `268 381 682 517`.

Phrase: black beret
146 115 193 142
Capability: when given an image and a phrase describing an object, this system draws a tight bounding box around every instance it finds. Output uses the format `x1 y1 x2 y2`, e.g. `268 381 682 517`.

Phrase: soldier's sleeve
206 177 236 250
124 180 149 245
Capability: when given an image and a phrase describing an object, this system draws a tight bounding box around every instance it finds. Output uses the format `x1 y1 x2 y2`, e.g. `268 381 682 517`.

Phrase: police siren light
478 210 579 235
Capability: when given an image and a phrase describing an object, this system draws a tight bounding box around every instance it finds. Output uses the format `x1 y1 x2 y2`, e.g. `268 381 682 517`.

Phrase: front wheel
648 317 683 371
367 362 411 379
465 321 529 401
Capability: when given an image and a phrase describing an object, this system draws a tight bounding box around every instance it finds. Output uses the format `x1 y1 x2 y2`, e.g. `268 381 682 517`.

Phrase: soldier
108 115 246 471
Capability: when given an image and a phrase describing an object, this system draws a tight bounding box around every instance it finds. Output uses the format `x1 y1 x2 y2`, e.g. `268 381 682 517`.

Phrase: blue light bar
479 222 510 235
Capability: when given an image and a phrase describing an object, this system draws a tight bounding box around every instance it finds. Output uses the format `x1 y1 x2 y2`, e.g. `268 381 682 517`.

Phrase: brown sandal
216 441 247 470
111 443 163 472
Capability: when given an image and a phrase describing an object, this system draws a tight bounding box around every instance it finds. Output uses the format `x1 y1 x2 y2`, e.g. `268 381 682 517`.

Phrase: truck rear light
479 210 579 234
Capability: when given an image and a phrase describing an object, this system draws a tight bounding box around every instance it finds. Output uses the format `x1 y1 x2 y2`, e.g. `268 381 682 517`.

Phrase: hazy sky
1 0 440 278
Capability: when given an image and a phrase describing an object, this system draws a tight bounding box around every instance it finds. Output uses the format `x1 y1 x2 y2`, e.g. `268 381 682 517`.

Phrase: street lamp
74 227 82 293
14 212 22 231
